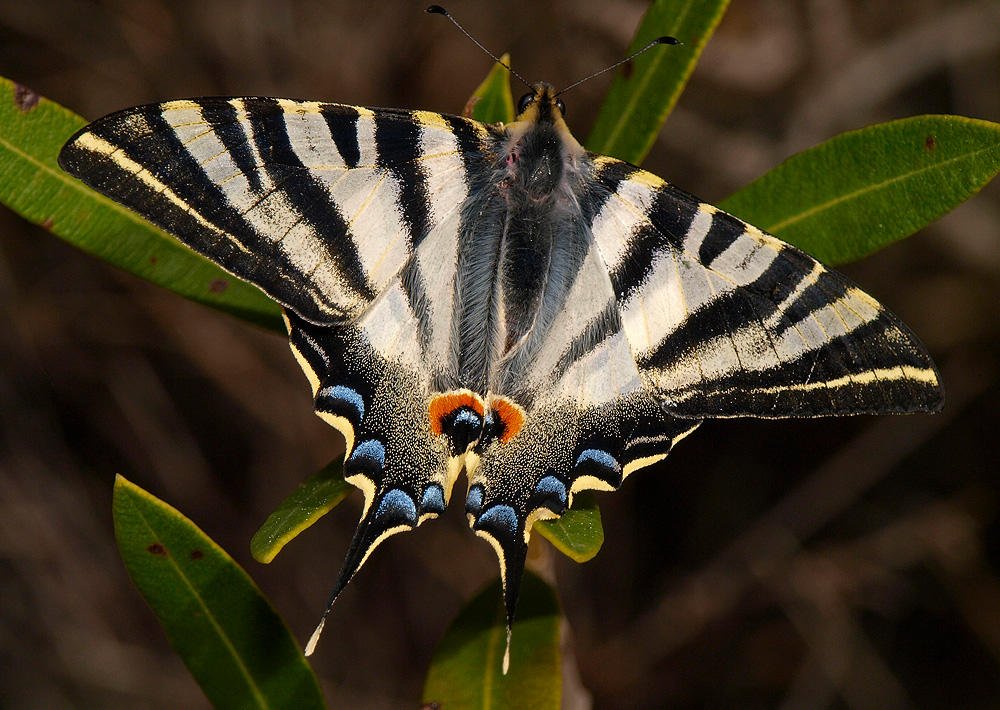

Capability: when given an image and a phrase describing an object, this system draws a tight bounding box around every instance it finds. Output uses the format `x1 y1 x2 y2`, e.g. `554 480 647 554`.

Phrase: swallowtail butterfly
58 6 942 670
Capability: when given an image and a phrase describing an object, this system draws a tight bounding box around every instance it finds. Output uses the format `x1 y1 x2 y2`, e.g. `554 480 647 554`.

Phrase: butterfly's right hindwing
58 98 499 325
586 156 943 418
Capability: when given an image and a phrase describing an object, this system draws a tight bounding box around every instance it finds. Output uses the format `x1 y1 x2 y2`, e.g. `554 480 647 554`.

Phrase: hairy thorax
490 120 592 397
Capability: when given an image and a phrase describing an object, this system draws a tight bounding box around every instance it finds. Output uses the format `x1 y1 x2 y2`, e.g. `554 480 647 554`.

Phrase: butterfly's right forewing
587 156 943 418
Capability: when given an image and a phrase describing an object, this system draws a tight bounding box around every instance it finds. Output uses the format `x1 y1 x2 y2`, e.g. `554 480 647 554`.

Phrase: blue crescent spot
453 408 481 427
318 384 365 420
375 488 417 525
466 485 484 515
477 505 519 536
575 448 621 474
349 439 385 467
421 484 446 514
535 475 567 507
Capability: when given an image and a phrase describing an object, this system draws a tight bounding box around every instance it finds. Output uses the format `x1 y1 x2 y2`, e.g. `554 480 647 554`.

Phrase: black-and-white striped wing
587 156 943 418
59 97 499 325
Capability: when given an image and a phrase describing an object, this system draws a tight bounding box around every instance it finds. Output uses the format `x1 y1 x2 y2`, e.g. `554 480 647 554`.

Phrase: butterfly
57 9 942 671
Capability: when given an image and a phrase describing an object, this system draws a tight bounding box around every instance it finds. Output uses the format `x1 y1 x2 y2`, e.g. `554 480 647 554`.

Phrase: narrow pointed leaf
535 493 604 563
423 572 561 708
466 53 515 124
719 115 1000 264
251 459 350 564
586 0 730 164
112 475 324 709
0 76 283 330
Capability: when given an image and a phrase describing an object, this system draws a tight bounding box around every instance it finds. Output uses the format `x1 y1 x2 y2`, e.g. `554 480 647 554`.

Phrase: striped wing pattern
59 97 496 324
585 156 942 418
59 93 942 664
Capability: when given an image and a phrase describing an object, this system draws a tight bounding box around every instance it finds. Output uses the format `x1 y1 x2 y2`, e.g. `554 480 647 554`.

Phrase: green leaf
251 459 351 564
112 475 325 709
466 53 516 124
0 76 283 330
719 115 1000 265
586 0 730 164
535 493 604 563
423 572 561 709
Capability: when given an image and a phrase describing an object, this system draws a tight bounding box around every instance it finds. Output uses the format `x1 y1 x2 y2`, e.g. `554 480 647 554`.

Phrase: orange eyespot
428 390 486 435
490 397 526 443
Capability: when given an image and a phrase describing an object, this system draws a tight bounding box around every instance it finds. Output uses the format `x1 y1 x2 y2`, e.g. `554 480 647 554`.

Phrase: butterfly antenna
556 35 681 96
426 5 532 90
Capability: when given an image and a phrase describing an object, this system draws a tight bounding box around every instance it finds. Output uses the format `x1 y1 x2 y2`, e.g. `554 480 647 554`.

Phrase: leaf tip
250 544 277 565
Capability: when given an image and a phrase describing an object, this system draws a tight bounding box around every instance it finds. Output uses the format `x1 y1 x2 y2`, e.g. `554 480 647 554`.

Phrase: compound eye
555 98 566 116
516 92 534 114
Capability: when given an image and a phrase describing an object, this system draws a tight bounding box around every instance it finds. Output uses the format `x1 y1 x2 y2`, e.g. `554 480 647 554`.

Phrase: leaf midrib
760 143 1000 234
128 493 270 709
480 609 502 709
0 129 223 270
592 3 694 154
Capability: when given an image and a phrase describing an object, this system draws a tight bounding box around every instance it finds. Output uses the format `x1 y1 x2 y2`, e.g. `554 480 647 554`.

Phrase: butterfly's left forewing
59 98 498 325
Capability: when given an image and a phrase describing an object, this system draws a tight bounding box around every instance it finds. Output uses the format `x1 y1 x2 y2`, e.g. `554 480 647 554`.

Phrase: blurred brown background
1 1 999 707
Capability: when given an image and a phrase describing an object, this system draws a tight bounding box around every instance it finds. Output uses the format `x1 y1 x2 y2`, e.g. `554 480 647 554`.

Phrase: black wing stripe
550 300 622 382
608 187 698 305
374 110 433 250
200 100 265 193
243 97 375 301
324 105 362 168
583 156 634 225
400 257 433 351
697 210 745 266
772 267 853 338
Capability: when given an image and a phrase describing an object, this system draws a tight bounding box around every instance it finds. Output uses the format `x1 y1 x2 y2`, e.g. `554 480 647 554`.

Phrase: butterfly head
515 82 566 123
510 82 583 156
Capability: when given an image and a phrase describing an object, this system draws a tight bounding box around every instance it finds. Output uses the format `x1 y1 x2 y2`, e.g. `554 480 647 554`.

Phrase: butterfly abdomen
484 121 596 395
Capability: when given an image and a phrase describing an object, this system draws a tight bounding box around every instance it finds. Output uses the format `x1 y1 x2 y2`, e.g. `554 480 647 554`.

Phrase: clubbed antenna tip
425 3 531 89
557 34 682 96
